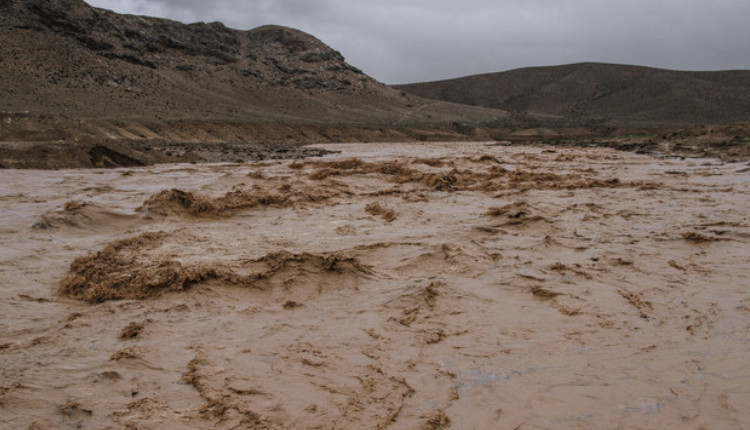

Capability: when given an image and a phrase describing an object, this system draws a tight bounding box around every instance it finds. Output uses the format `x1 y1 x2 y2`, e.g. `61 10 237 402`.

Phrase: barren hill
396 62 750 126
0 0 506 160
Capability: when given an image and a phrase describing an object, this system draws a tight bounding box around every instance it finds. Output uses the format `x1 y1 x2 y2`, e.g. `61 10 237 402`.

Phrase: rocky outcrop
3 0 371 92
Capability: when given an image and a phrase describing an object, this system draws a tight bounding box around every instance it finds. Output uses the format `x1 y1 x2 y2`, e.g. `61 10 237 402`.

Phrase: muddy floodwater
1 142 749 429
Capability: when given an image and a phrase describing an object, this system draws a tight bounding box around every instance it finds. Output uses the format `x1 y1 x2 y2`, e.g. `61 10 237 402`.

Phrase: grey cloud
87 0 750 83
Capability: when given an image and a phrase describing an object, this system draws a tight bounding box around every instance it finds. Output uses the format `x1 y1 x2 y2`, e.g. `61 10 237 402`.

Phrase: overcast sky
86 0 750 84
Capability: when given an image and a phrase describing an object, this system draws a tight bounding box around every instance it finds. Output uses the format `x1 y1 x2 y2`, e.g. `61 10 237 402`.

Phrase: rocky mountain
0 0 503 125
396 62 750 126
0 0 514 167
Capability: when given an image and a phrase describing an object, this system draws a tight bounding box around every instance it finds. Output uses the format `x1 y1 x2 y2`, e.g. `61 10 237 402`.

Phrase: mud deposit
1 142 749 429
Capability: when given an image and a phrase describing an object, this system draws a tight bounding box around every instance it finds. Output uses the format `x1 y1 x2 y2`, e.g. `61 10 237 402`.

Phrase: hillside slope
0 0 513 167
395 62 750 126
0 0 504 126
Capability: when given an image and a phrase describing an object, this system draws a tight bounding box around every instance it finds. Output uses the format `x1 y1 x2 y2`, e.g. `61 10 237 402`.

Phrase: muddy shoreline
0 139 339 169
3 133 749 170
2 114 748 169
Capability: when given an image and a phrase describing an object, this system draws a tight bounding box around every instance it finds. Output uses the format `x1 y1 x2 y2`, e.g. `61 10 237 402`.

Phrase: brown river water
1 142 749 429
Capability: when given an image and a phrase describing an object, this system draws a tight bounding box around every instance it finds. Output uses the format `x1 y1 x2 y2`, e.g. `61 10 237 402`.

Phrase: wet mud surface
1 142 749 428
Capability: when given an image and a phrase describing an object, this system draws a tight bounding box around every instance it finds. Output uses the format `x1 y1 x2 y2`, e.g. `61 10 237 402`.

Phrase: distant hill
0 0 503 126
395 63 750 126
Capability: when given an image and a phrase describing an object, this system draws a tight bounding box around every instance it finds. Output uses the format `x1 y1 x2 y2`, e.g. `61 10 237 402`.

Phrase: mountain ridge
396 62 750 126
